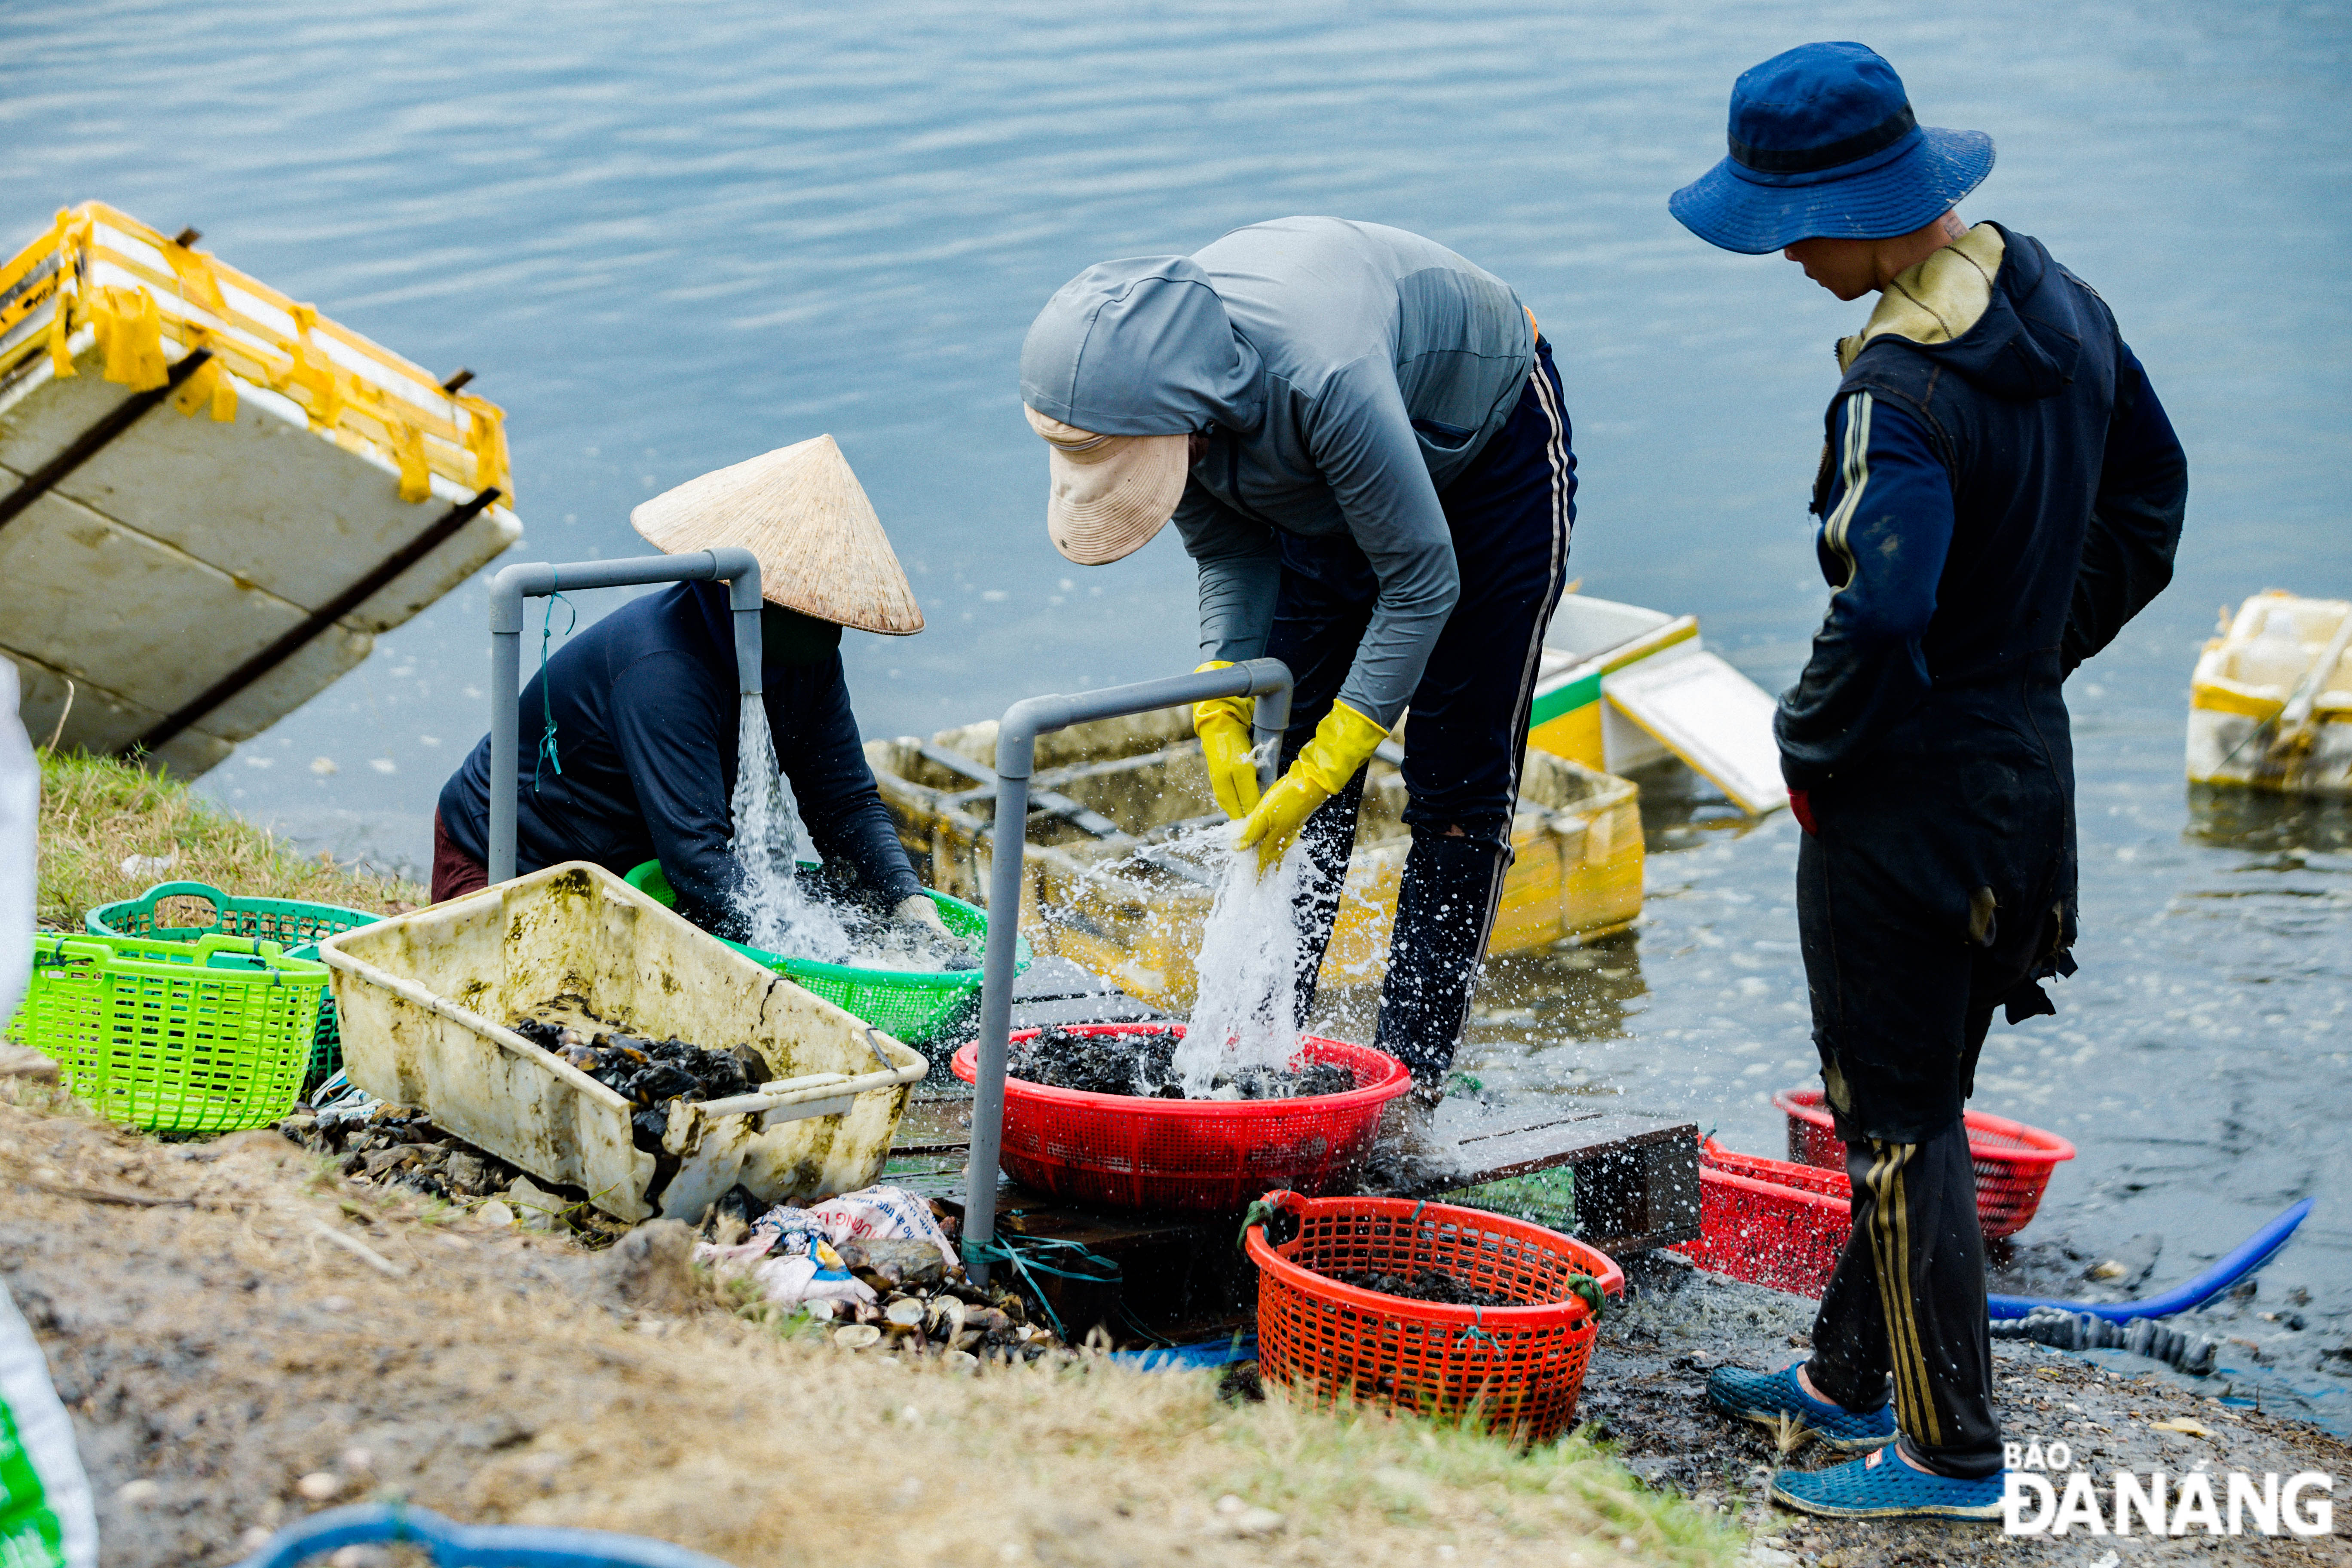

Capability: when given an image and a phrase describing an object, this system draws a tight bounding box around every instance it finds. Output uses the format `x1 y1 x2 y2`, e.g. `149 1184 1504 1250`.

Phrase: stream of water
1174 832 1315 1097
726 695 849 963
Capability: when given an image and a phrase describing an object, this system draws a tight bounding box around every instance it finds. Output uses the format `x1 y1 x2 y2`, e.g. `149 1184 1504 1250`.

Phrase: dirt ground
1585 1256 2352 1565
0 1081 1727 1568
7 1066 2347 1568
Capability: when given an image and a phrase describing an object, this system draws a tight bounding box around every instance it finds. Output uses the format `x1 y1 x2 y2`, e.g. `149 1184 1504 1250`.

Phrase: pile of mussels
511 1012 770 1149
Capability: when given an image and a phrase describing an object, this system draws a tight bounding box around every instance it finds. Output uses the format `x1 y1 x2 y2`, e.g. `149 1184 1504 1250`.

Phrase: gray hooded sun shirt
1020 217 1534 726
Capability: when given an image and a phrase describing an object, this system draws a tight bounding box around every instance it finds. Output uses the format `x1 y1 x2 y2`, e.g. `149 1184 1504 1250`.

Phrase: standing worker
1669 44 2187 1519
1020 217 1575 1159
432 435 948 944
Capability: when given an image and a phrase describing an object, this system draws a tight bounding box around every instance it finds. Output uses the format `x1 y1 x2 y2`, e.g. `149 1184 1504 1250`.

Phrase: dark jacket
1777 223 2188 791
1777 223 2187 995
438 582 919 934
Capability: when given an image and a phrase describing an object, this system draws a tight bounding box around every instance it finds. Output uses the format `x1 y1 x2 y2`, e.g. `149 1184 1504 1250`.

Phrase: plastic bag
698 1184 958 1306
1 1281 98 1568
0 662 34 1033
792 1185 959 1272
748 1237 877 1309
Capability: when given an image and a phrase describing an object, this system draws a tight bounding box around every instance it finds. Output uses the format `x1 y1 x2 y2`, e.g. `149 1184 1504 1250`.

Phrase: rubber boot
1287 766 1369 1029
1369 1081 1461 1186
1374 827 1511 1086
1362 830 1510 1187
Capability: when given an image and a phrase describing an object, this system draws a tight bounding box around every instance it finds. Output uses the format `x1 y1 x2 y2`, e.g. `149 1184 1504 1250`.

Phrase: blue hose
1987 1198 2313 1323
233 1503 736 1568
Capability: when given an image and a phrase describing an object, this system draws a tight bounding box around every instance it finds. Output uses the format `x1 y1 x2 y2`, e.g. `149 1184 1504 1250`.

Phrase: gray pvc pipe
487 548 762 883
962 657 1294 1285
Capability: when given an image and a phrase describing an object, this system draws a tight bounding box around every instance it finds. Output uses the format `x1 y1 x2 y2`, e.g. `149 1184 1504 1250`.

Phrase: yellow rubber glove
1191 660 1261 820
1234 700 1387 874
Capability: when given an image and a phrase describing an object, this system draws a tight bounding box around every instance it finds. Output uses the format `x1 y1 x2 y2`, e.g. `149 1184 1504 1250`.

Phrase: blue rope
531 577 577 792
966 1234 1121 1342
1453 1305 1500 1354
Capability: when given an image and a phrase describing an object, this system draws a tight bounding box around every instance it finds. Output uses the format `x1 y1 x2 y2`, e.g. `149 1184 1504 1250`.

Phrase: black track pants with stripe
1807 1126 2003 1477
1270 338 1575 1084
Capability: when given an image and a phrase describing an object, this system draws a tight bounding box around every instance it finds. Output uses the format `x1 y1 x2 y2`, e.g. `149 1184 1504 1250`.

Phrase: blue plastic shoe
1705 1363 1896 1452
1770 1445 2007 1520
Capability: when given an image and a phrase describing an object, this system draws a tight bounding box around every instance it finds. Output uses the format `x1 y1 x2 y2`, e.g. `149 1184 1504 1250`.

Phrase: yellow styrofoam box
866 715 1643 1013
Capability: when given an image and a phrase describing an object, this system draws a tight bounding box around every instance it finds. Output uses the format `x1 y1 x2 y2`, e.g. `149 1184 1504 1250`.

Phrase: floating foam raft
1528 594 1785 816
2188 591 2352 797
0 202 521 776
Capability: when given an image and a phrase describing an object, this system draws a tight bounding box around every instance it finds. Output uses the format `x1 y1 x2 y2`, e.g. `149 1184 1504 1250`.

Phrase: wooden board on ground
997 955 1168 1032
1414 1101 1701 1259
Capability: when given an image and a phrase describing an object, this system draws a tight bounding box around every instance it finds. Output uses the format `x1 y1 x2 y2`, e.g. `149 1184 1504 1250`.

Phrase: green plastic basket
622 860 1026 1046
86 881 381 1091
11 931 330 1133
1438 1166 1577 1235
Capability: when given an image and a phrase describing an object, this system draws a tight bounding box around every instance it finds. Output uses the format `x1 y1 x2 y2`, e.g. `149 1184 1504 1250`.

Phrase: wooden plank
1410 1102 1701 1256
917 956 1168 1056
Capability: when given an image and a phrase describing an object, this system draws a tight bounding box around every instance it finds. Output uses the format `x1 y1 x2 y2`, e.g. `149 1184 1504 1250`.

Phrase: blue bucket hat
1669 42 1993 255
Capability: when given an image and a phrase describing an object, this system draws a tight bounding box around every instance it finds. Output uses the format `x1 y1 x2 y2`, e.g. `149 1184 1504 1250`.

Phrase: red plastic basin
951 1022 1412 1211
1673 1137 1853 1297
1773 1087 2075 1240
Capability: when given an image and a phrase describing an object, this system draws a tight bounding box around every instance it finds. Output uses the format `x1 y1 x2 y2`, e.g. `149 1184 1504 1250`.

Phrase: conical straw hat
630 434 924 635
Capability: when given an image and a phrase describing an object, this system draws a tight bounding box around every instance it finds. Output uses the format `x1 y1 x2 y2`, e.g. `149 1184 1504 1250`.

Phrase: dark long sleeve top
438 582 919 934
2061 348 2190 672
1775 224 2189 789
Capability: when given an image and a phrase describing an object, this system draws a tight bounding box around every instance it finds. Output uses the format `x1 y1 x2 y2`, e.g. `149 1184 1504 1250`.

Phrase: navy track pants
1273 338 1575 1084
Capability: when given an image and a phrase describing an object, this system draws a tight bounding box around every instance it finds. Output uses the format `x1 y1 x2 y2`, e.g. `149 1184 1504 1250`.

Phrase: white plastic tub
316 861 925 1222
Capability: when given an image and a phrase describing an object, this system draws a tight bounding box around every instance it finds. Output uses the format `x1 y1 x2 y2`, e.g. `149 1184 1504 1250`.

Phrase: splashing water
1173 830 1319 1097
729 694 852 962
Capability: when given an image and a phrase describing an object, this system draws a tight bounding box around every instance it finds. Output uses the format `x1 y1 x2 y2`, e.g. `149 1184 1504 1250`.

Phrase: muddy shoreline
1588 1256 2352 1564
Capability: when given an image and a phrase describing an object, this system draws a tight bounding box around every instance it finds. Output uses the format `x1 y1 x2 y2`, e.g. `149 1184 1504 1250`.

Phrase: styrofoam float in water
0 202 521 776
1529 593 1786 816
2188 591 2352 797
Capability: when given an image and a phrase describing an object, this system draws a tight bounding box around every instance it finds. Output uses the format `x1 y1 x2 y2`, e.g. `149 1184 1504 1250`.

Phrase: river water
8 0 2348 1423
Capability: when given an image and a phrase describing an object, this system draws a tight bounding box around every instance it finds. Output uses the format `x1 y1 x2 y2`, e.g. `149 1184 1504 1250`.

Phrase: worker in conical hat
430 434 945 940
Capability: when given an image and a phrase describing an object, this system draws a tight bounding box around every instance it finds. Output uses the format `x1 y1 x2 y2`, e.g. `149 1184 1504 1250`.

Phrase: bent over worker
1669 44 2188 1520
1020 217 1575 1158
433 437 944 944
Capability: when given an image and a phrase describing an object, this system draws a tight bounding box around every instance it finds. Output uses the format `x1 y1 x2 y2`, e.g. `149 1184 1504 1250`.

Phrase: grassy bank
17 753 1736 1566
0 1090 1739 1568
34 750 420 930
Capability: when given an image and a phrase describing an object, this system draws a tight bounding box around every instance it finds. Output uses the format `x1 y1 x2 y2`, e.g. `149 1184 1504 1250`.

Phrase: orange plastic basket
1772 1087 2075 1240
1244 1191 1623 1443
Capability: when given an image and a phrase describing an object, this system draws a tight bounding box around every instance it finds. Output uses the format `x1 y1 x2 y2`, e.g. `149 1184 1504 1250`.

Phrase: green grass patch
34 749 420 931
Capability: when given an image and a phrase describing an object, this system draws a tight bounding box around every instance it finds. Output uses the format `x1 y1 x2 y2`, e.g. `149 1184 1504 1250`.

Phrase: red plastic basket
950 1023 1411 1211
1245 1191 1624 1443
1673 1139 1853 1297
1772 1087 2075 1240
